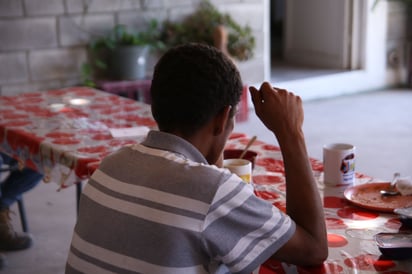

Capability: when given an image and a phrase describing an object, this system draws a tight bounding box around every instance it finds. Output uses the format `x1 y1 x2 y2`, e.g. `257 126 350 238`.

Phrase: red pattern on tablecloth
257 158 285 173
260 260 344 274
344 254 396 271
325 217 348 230
254 190 281 200
323 196 348 208
384 218 403 230
327 234 348 247
337 207 379 220
253 175 284 185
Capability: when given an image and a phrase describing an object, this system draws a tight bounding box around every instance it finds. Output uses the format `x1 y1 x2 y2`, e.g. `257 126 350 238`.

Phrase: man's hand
249 82 304 142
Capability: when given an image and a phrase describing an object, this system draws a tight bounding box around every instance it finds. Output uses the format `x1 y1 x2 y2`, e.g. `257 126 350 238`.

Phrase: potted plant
159 1 255 62
82 19 164 87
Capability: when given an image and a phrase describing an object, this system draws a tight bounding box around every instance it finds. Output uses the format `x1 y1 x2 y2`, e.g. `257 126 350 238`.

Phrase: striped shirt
65 131 295 274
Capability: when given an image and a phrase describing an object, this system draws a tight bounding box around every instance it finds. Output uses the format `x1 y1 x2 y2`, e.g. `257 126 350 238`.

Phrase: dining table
1 86 411 273
0 86 157 212
226 134 412 274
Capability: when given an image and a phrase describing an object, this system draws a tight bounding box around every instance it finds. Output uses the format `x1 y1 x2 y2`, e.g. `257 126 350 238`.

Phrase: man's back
66 131 294 274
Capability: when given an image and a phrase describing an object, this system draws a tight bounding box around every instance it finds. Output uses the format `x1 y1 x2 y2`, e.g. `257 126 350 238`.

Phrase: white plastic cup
223 158 252 183
323 143 356 186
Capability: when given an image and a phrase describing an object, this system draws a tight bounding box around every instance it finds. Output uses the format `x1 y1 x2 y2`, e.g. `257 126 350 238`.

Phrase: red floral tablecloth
0 87 156 189
1 87 411 273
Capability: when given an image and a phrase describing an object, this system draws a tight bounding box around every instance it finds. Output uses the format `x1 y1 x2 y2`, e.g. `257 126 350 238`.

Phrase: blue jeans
0 153 43 210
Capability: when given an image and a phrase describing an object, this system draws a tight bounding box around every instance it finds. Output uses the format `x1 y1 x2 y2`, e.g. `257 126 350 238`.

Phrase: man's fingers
249 86 264 106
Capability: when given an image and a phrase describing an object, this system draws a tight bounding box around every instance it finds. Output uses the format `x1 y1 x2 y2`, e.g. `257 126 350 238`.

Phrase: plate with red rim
344 182 412 213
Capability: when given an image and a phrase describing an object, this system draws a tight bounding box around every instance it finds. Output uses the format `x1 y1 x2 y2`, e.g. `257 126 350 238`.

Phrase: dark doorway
270 0 285 64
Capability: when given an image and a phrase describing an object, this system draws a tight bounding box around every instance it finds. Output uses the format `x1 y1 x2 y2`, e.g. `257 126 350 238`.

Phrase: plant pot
109 45 149 80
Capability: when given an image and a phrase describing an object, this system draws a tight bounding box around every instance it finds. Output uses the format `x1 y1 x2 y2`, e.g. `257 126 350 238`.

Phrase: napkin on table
109 126 150 138
397 176 412 196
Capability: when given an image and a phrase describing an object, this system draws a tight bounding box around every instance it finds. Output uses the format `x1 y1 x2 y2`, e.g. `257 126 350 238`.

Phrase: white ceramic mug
223 158 252 183
323 143 356 186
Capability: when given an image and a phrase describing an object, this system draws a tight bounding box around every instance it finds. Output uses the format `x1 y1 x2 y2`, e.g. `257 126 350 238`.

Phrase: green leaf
94 60 107 70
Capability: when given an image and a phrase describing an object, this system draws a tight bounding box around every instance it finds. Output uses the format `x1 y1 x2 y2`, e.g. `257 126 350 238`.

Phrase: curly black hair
150 43 243 136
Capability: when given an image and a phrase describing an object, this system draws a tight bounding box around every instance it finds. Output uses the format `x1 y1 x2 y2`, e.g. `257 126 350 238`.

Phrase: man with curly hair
66 43 327 274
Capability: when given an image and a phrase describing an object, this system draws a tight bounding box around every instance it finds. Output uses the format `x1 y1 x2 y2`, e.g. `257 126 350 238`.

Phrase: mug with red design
323 143 356 186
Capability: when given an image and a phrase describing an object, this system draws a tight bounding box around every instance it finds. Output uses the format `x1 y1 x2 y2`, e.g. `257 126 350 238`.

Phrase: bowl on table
374 232 412 260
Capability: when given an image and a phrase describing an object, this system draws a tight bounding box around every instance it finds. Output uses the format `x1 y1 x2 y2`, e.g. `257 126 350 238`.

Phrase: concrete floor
3 87 412 273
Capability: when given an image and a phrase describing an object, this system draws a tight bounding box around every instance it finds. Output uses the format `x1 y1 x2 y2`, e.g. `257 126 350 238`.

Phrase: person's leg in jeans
0 153 43 251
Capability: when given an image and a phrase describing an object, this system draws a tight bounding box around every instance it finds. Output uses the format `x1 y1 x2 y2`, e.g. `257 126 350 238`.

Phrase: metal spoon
380 172 401 196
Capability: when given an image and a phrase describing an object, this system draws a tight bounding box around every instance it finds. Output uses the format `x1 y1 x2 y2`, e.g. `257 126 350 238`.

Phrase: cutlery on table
380 172 401 196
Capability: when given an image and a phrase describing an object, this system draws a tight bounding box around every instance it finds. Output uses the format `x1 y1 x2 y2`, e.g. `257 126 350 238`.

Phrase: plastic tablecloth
0 87 156 189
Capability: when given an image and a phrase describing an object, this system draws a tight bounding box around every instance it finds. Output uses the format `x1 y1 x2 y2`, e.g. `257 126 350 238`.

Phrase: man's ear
213 106 232 136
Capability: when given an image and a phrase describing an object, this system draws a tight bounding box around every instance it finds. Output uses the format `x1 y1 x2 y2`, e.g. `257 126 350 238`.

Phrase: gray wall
0 0 265 95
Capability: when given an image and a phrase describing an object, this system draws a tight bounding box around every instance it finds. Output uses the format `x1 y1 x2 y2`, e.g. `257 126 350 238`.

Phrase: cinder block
140 0 167 9
25 0 65 16
60 76 83 87
233 0 261 3
0 80 63 96
66 0 141 14
168 6 197 22
237 57 265 85
218 3 263 30
59 14 115 46
210 0 243 6
29 48 86 81
252 31 264 58
0 53 28 84
117 10 168 32
163 0 196 8
0 0 23 17
0 18 57 50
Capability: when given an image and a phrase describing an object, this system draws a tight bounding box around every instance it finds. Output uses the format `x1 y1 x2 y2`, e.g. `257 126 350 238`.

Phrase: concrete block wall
0 0 265 96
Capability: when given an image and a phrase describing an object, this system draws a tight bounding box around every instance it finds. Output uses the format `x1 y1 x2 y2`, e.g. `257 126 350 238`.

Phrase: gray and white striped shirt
66 131 295 274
